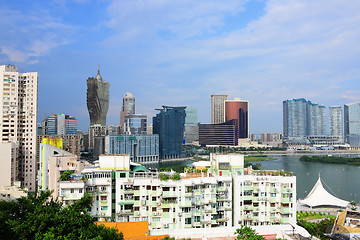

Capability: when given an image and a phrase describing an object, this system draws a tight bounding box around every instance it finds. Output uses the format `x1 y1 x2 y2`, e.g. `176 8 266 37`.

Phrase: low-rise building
105 135 159 163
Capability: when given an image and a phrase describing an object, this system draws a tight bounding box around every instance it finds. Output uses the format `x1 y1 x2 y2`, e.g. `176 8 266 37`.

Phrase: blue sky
1 0 360 132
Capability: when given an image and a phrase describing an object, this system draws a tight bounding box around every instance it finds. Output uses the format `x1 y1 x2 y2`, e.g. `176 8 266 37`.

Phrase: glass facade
153 106 186 159
283 98 325 138
43 114 77 135
344 102 360 145
124 114 147 135
225 100 249 139
329 106 343 137
105 135 159 163
185 107 197 126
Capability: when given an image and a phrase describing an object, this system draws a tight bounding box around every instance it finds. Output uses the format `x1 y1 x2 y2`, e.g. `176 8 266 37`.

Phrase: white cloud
0 5 75 64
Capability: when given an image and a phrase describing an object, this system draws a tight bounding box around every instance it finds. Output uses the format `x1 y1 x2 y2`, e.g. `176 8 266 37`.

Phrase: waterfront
149 152 360 203
261 153 360 203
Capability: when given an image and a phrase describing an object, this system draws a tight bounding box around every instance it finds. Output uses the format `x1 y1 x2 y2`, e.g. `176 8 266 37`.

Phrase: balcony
243 205 253 210
281 217 290 224
243 185 252 191
117 209 133 215
281 198 290 204
280 207 290 214
184 224 192 228
243 195 252 201
100 200 108 206
216 217 227 222
184 192 192 197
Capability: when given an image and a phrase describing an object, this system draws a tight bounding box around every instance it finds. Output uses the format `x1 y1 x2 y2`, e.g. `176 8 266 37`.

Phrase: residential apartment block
59 154 296 229
0 65 38 191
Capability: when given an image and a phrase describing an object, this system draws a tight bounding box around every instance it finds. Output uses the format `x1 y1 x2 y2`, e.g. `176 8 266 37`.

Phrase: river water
150 153 360 203
260 153 360 203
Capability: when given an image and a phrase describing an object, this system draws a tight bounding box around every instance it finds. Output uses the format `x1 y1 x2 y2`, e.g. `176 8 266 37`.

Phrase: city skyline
1 0 360 132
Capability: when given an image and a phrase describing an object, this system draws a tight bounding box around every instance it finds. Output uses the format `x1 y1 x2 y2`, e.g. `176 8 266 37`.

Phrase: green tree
235 225 265 240
0 190 123 240
59 170 75 181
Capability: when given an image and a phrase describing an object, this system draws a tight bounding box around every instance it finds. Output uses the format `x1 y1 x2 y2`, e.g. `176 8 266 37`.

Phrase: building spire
95 64 103 81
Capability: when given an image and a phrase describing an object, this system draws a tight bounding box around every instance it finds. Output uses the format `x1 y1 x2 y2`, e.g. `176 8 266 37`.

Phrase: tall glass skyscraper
153 106 186 159
283 98 325 138
344 102 360 146
283 98 307 138
184 107 198 144
329 106 343 137
307 102 326 136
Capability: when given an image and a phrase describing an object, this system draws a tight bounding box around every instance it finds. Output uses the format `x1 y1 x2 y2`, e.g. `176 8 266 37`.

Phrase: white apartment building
0 65 38 191
59 154 297 229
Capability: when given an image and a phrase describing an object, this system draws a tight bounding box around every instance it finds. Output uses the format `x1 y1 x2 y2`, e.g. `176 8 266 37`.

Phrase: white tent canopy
300 176 349 208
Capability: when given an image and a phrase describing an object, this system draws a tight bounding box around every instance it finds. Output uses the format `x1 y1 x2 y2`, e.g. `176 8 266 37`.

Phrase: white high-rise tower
0 65 38 191
329 106 343 137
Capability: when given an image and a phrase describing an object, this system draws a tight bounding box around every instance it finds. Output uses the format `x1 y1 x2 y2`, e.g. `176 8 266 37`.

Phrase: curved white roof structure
300 176 349 208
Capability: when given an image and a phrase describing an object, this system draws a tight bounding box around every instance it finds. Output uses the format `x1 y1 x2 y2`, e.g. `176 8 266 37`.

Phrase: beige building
211 94 228 124
0 142 18 188
0 65 38 191
38 142 89 198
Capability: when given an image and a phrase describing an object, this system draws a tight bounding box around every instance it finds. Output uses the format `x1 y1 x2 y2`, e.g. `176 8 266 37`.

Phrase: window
70 189 74 193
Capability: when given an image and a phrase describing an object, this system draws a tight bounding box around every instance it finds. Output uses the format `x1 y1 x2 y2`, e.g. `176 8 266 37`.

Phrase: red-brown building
225 98 249 139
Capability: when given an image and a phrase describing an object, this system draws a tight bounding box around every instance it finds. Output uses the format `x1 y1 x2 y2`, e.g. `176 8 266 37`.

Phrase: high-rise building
153 106 186 159
184 107 198 144
283 98 326 138
0 65 38 191
42 114 77 135
211 95 228 124
283 98 307 138
344 102 360 147
307 102 326 136
120 92 135 133
329 106 343 137
86 66 110 127
124 114 147 135
225 98 249 139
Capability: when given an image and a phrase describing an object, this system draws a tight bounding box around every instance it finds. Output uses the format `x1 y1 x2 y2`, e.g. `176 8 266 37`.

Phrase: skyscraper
329 106 343 137
184 106 198 144
0 65 38 191
120 92 135 133
124 114 147 135
153 106 186 159
225 98 249 139
86 66 110 127
211 95 228 124
283 98 326 138
344 102 360 146
283 98 307 138
307 102 326 136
